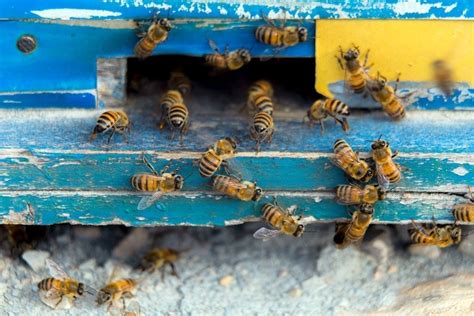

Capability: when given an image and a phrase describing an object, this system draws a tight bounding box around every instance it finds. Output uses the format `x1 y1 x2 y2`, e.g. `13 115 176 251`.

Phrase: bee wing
137 191 164 211
253 227 282 241
208 39 220 53
39 287 62 301
376 164 390 191
224 159 251 180
46 258 69 279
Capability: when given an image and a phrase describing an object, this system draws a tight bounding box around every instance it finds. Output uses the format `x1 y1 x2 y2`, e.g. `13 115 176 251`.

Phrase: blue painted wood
0 92 97 108
1 0 471 20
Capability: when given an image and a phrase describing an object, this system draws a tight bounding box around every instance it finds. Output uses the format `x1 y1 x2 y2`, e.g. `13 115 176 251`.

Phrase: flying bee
250 111 274 152
213 175 263 202
371 138 401 188
335 184 386 205
96 279 138 311
305 98 350 133
246 80 274 114
452 186 474 223
253 201 305 241
90 110 131 144
168 71 191 97
432 60 454 97
38 258 96 309
409 218 462 248
333 203 374 249
255 15 307 49
335 44 372 94
134 17 172 59
367 72 407 120
332 139 374 183
199 137 238 178
205 39 251 71
140 248 181 279
131 155 184 210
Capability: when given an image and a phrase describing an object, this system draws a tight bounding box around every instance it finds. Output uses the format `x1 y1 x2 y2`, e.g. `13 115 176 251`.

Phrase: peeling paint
31 9 122 20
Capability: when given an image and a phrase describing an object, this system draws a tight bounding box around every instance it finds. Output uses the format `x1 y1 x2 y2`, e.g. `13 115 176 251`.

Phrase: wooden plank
1 0 471 20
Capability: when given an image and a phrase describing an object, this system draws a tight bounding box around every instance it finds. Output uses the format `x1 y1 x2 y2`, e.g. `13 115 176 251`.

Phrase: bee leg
335 55 344 70
107 128 116 145
363 49 370 67
161 267 166 282
319 120 325 135
169 262 179 278
142 154 159 175
394 72 401 94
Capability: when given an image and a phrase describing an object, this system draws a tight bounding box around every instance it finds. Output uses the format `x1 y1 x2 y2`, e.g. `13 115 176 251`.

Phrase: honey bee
367 72 406 120
250 111 274 152
332 139 374 183
253 201 305 241
199 137 238 178
246 80 274 114
213 175 263 202
205 39 251 71
409 219 462 248
168 71 191 97
159 91 190 143
248 80 274 98
140 248 181 279
335 44 372 94
333 203 374 249
371 138 401 188
134 17 172 59
432 60 454 97
158 90 183 129
90 110 131 144
38 258 95 309
96 279 138 310
305 98 350 133
255 15 308 48
452 186 474 223
131 155 184 210
335 184 386 205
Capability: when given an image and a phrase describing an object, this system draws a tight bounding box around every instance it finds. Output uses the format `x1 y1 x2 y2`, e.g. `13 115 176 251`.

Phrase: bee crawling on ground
213 175 263 202
452 186 474 223
253 201 305 241
250 111 274 153
158 89 190 144
335 183 386 205
205 39 251 71
255 14 308 51
37 258 96 309
140 248 182 280
408 218 462 248
90 110 131 144
367 72 410 121
304 98 350 133
96 270 139 312
198 137 238 178
335 44 373 95
333 203 374 249
134 16 172 59
371 138 401 188
432 59 454 97
245 80 275 116
332 139 374 183
168 71 192 97
131 155 184 210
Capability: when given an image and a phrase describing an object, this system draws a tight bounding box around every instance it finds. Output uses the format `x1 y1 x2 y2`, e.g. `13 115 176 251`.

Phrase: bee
305 98 350 133
213 175 263 202
367 72 406 120
248 80 274 99
335 44 372 94
432 60 454 97
140 248 181 279
371 138 401 188
199 137 238 178
159 92 189 143
332 139 374 183
253 201 305 241
168 71 191 97
90 110 131 144
333 203 374 249
335 184 386 205
134 17 172 59
250 111 274 152
96 279 138 310
246 80 274 114
38 258 95 309
255 15 308 48
409 219 462 248
205 39 251 71
158 90 183 129
452 187 474 223
131 155 184 210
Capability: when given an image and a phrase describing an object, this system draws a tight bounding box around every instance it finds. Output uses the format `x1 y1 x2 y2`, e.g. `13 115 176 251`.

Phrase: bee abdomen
199 151 222 178
453 204 474 222
38 278 55 290
383 99 405 120
325 99 350 116
249 80 273 97
213 175 230 192
134 36 155 58
333 139 350 153
385 166 401 183
336 185 357 203
256 26 282 46
253 112 273 132
131 174 159 192
205 54 226 69
168 103 189 129
254 95 274 115
95 111 119 134
262 204 281 226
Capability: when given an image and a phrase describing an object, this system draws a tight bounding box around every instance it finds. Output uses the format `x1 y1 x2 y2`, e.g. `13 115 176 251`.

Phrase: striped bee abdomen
94 111 120 134
453 204 474 222
255 26 282 47
383 99 405 120
168 103 189 129
38 278 56 290
134 36 156 58
262 204 282 227
324 99 350 115
199 150 222 178
253 94 274 115
131 174 160 192
253 112 273 133
205 54 227 69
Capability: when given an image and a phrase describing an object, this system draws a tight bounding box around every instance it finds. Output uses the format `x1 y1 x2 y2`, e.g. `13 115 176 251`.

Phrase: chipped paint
452 166 469 176
30 9 122 20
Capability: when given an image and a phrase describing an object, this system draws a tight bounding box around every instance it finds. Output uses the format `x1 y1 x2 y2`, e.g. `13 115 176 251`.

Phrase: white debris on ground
0 224 473 315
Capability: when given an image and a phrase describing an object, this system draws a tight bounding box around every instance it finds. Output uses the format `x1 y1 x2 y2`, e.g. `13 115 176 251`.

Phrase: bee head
77 283 85 295
377 186 387 200
225 137 238 150
360 203 374 215
96 290 112 305
252 187 263 201
158 18 172 32
362 168 374 182
293 224 305 237
451 226 462 244
343 49 359 61
173 174 184 190
371 139 389 150
239 49 252 63
297 27 308 42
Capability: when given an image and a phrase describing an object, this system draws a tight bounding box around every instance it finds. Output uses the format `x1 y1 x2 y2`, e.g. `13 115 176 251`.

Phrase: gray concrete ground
0 223 473 315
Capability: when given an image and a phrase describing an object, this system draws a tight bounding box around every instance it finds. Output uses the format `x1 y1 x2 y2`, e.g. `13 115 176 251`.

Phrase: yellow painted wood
315 20 474 96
